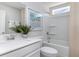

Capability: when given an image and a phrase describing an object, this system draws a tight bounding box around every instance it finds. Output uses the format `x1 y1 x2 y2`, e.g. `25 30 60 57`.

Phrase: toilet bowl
41 47 58 57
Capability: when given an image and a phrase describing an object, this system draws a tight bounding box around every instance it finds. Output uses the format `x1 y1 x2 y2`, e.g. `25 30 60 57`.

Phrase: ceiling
22 2 61 13
0 2 64 13
0 2 25 9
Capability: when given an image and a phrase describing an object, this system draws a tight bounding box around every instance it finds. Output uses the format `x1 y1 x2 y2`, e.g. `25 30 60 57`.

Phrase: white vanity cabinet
0 39 42 57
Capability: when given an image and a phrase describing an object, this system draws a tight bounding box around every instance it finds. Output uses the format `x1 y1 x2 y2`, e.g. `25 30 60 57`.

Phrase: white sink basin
0 34 42 44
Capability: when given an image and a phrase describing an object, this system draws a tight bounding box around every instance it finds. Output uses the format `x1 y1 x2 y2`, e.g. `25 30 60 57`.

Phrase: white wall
0 10 6 34
69 3 79 57
0 4 21 33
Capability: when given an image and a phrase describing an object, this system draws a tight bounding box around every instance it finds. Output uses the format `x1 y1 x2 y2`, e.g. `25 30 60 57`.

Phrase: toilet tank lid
41 47 58 54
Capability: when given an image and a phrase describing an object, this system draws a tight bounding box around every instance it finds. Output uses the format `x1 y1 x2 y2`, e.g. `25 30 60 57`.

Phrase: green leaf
10 23 31 34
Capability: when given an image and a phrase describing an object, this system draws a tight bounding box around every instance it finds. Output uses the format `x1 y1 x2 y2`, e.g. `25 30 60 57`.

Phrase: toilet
41 47 58 57
34 36 58 57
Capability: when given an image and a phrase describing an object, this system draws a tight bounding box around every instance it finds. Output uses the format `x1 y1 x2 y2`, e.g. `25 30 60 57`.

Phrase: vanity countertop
0 37 42 56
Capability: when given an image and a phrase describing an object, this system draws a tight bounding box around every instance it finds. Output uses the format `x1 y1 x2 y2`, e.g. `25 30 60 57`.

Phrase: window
52 6 70 15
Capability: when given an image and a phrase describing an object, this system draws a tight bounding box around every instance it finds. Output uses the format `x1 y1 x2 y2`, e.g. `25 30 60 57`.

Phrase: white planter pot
21 34 28 38
15 33 28 38
15 33 21 38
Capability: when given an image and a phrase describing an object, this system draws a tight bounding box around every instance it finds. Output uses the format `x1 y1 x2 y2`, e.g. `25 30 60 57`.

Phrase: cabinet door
25 49 40 57
0 10 6 34
1 41 42 57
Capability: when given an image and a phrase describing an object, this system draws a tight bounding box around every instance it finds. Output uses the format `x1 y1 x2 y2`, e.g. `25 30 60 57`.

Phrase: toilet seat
41 47 58 57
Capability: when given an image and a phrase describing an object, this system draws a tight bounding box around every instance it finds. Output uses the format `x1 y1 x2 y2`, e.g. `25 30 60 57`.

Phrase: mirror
28 8 43 30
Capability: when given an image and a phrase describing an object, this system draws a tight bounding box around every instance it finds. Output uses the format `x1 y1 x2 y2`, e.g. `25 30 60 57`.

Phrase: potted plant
10 22 31 38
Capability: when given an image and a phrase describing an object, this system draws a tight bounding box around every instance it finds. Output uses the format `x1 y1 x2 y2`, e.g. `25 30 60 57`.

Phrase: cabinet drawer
1 41 42 57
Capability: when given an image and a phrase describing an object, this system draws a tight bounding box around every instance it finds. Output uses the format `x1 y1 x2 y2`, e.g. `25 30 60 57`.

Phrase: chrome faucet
46 32 51 43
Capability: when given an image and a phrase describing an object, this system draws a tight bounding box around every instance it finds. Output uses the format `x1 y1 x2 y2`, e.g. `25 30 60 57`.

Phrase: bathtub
43 40 69 57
